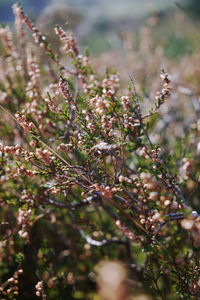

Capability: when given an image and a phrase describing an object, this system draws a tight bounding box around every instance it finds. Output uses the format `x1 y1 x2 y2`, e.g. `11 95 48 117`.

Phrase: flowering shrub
0 4 200 299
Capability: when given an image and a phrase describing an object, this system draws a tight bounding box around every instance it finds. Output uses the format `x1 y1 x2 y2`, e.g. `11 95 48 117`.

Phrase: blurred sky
0 0 175 22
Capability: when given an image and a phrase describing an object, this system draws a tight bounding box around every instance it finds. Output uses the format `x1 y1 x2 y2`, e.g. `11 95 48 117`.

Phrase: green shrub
0 4 200 299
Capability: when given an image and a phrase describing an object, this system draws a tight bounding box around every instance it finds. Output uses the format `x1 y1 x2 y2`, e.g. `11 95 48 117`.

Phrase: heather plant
0 4 200 300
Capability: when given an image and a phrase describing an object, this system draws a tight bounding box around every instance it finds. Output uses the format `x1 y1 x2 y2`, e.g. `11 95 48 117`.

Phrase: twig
78 229 129 247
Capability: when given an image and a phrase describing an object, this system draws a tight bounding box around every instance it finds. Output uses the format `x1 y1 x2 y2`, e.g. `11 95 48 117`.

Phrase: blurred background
0 0 199 57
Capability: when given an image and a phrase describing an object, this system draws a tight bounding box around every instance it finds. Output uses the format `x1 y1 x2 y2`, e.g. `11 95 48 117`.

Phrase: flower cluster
92 184 118 199
17 208 32 242
17 165 37 177
90 95 109 116
102 73 120 96
12 4 46 46
59 77 73 103
116 220 136 240
0 269 23 298
35 281 46 298
44 96 60 114
55 25 78 57
35 148 55 165
0 26 15 56
154 72 172 110
181 216 200 246
180 157 193 180
0 143 22 155
57 143 73 152
121 95 131 111
26 49 40 100
15 113 35 132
